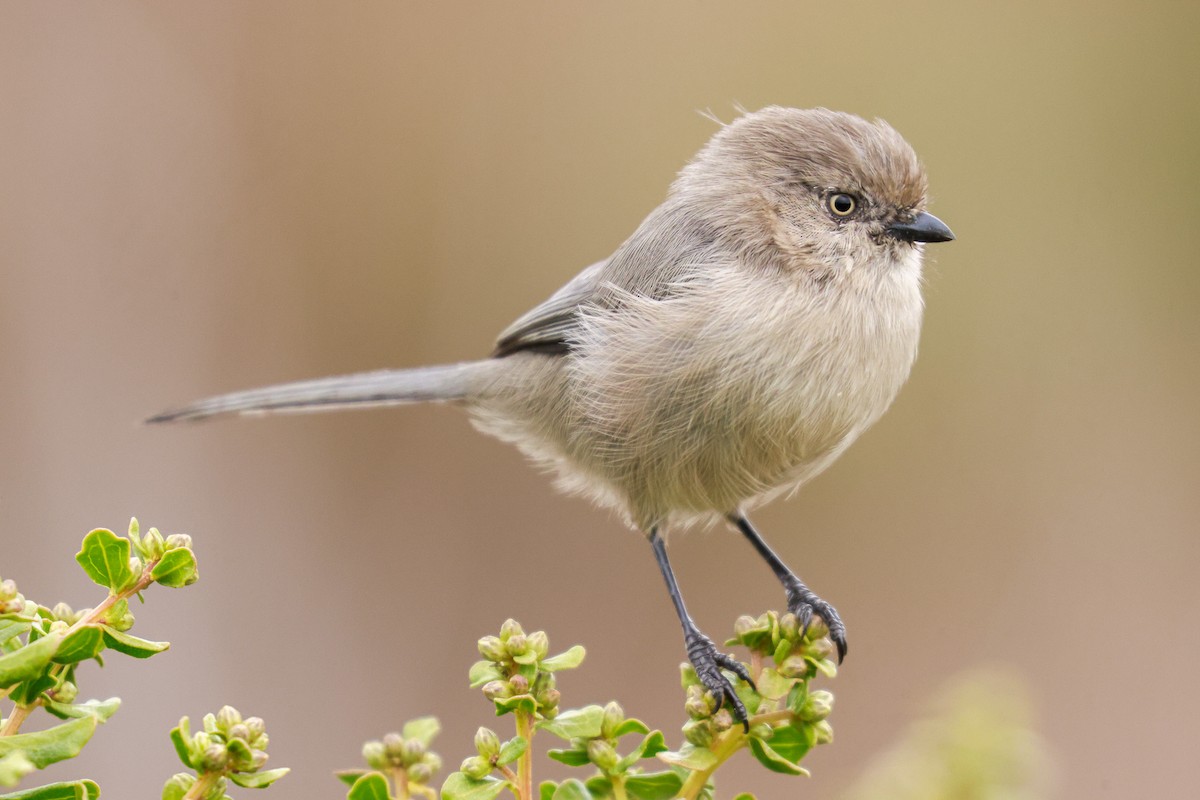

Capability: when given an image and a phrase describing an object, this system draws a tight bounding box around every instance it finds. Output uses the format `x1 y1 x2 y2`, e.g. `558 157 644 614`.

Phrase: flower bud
201 744 229 771
216 705 242 732
165 532 193 551
509 675 530 694
527 630 550 660
460 755 491 780
128 556 144 577
505 634 528 656
142 527 166 560
813 720 834 745
383 732 406 760
425 753 443 773
733 615 759 642
682 718 713 747
51 602 75 622
0 579 17 600
409 762 434 784
779 613 801 642
477 635 507 662
601 701 624 738
800 690 834 722
801 636 835 662
229 723 250 742
400 738 426 765
587 739 620 772
499 619 524 641
362 740 388 771
712 709 734 732
684 685 714 719
482 680 513 701
804 615 829 641
244 717 266 745
778 654 810 679
474 727 501 760
536 688 561 711
52 681 78 703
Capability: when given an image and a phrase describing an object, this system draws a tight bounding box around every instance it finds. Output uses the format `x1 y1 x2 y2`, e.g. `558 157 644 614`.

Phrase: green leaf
732 794 758 800
536 705 604 740
0 631 63 688
624 771 684 800
468 660 503 688
786 682 807 715
8 673 56 706
807 656 837 679
0 717 100 769
346 772 390 800
584 776 612 796
42 697 120 722
229 768 289 788
169 718 194 769
539 782 558 800
754 667 794 701
611 718 650 738
616 730 667 771
0 751 35 788
401 716 440 747
98 626 169 659
746 735 809 776
0 779 101 799
492 694 536 716
550 779 593 800
546 747 590 767
335 770 369 788
0 620 31 647
496 735 527 766
75 529 135 592
439 772 509 800
540 645 585 672
149 549 197 588
656 743 718 771
763 724 814 763
51 627 105 665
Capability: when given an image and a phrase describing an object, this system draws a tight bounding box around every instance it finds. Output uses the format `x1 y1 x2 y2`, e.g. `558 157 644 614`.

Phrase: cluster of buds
473 619 582 720
127 517 198 587
730 611 837 679
1 577 24 614
165 705 286 800
194 706 270 773
679 670 739 748
580 701 630 773
362 729 443 786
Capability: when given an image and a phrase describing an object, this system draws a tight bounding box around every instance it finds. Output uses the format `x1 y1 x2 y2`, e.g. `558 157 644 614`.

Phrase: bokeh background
3 2 1197 797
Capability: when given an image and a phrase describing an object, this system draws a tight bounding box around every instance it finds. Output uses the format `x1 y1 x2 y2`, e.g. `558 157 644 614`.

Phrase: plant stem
181 770 222 800
0 702 33 736
392 765 410 800
514 709 534 800
611 775 629 800
0 564 159 737
678 727 745 800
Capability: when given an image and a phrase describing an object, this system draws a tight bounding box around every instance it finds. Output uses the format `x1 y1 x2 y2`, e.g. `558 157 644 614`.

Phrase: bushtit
151 106 953 724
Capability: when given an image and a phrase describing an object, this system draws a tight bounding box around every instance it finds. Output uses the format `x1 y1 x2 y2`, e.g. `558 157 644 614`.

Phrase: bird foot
784 578 848 663
684 627 754 730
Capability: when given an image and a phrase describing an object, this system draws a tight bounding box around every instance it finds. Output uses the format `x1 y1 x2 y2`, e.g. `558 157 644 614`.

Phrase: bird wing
492 203 717 358
492 260 607 357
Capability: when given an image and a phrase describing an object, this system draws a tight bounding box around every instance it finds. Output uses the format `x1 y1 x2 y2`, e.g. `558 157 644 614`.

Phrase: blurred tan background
2 2 1197 797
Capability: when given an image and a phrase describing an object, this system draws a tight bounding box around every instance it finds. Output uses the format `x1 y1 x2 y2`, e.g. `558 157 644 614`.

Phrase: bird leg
729 514 847 662
648 529 753 728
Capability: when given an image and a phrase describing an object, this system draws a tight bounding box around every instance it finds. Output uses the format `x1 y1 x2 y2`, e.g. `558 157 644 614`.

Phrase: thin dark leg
649 528 754 728
730 514 847 662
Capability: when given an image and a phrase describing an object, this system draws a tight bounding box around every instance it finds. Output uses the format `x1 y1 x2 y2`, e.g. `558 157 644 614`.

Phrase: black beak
887 211 955 244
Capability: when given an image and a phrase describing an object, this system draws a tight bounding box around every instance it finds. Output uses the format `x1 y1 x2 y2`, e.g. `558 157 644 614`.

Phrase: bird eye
827 193 857 217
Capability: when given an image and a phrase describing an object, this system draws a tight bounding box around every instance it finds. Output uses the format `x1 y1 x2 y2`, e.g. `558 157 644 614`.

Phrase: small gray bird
150 107 954 724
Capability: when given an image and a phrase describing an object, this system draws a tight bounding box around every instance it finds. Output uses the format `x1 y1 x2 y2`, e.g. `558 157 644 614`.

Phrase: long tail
147 361 489 423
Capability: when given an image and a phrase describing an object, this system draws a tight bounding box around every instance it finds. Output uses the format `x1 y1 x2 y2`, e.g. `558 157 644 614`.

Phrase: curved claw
786 581 849 664
685 630 752 731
